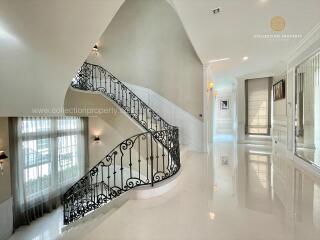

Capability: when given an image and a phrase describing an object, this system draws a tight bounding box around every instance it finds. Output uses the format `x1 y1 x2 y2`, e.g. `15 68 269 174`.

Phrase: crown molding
284 22 320 65
237 71 274 81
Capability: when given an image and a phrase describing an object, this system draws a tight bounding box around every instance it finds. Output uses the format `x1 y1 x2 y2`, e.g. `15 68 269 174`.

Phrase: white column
203 64 214 152
287 67 295 152
236 78 246 143
314 68 320 165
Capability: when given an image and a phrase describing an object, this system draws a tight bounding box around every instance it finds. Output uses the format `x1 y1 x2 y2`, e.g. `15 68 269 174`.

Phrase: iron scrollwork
64 62 180 225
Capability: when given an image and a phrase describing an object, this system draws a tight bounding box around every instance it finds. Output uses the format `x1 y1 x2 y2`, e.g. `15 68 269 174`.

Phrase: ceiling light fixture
242 56 249 61
208 58 230 63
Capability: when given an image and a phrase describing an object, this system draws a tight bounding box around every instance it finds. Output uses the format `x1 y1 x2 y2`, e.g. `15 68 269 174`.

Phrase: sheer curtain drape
10 117 88 229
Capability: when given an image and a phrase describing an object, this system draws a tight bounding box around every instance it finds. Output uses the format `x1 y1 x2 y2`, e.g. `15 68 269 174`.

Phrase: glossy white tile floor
9 135 320 240
9 207 63 240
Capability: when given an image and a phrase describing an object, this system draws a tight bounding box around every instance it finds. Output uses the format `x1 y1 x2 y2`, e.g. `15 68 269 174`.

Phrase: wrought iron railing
63 62 180 225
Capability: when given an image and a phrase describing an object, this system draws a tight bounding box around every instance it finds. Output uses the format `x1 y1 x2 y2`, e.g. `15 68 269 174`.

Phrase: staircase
63 62 180 225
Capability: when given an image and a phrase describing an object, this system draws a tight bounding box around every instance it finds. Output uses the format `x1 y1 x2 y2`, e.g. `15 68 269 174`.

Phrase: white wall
272 72 288 149
0 118 11 204
88 117 127 168
64 88 143 166
214 90 234 135
88 117 150 175
122 82 204 152
0 198 13 240
0 0 124 116
88 0 203 120
0 117 12 240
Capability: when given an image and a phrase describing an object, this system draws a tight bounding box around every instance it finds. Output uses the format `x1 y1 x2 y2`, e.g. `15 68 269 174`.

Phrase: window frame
20 117 85 202
245 77 273 136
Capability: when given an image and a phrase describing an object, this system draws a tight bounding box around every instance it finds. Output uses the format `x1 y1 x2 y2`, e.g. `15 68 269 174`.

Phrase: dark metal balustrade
63 62 180 225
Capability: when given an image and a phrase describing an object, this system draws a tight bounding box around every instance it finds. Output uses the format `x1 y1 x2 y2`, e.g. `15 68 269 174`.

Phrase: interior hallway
8 134 320 240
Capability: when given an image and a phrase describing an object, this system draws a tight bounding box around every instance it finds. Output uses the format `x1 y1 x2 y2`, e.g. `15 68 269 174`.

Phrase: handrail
71 62 174 132
63 62 180 225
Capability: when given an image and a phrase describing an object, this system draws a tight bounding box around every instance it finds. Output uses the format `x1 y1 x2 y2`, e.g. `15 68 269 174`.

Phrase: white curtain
10 117 87 228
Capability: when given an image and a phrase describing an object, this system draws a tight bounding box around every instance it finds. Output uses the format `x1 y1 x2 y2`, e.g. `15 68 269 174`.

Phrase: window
245 77 272 135
18 117 86 202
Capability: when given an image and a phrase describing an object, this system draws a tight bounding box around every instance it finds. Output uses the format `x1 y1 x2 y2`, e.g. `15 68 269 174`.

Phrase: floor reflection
292 167 320 240
7 135 320 240
245 152 272 213
9 207 63 240
211 136 320 240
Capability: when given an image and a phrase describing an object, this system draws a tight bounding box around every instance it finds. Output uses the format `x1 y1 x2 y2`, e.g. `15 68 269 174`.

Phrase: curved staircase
63 62 180 225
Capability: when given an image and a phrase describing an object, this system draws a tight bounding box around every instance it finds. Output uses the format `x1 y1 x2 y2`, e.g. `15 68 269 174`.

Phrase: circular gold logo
270 16 285 31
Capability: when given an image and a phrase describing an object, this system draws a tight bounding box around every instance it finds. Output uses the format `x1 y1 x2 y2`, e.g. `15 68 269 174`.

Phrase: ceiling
1 0 320 112
171 0 320 89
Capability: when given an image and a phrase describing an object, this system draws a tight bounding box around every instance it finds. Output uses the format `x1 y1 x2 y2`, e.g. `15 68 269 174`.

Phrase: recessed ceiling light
208 58 230 63
211 7 221 15
242 56 249 61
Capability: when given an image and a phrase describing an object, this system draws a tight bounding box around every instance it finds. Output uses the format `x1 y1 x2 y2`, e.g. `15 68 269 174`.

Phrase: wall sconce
94 136 101 142
92 44 99 55
207 82 214 91
0 151 8 176
209 212 215 220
